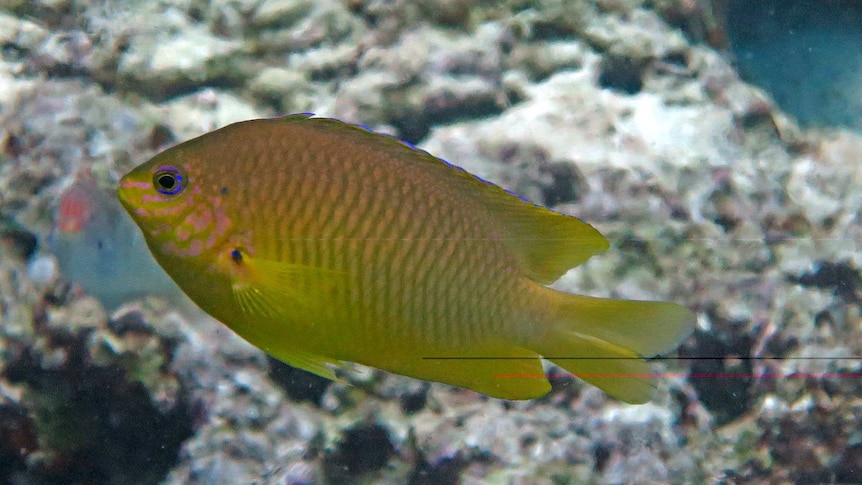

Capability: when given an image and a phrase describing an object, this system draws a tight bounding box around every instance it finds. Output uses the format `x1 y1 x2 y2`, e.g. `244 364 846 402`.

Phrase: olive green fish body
119 115 694 402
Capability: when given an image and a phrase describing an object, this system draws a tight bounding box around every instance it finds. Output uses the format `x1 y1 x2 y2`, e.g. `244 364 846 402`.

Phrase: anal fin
395 345 551 400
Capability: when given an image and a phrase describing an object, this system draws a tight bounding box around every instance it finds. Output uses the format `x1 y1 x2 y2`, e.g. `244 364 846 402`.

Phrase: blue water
727 0 862 131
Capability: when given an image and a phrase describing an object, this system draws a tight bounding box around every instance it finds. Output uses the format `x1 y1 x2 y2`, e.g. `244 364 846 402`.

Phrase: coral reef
0 0 860 483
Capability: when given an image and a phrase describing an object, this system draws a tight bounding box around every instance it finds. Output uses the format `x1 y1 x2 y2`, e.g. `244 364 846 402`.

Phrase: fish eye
153 166 185 196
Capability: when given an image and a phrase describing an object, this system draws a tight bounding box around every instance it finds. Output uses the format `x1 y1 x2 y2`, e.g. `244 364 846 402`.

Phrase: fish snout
117 176 139 210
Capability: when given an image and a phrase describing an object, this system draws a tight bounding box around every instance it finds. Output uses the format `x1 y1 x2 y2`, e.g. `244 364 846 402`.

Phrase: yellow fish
118 114 694 403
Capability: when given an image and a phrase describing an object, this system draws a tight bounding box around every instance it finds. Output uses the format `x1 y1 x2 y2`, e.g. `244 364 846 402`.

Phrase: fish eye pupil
153 167 184 195
158 174 175 189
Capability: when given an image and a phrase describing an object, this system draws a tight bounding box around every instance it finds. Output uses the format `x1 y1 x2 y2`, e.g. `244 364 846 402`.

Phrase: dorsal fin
482 192 609 284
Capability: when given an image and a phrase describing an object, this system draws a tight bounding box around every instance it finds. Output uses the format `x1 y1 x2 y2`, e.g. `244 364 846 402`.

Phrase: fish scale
302 150 475 345
119 114 695 403
371 163 513 341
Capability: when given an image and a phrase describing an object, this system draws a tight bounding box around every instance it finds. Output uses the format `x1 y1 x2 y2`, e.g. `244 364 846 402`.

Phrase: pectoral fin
228 249 343 321
225 249 346 380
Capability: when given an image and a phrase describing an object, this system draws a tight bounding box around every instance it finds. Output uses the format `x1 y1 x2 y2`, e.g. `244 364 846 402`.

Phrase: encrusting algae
118 114 694 403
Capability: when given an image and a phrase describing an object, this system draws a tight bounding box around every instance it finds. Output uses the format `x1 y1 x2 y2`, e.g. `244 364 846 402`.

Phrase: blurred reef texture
0 0 861 483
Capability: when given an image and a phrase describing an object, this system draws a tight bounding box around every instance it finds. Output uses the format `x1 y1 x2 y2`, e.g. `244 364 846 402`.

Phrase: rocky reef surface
0 0 860 483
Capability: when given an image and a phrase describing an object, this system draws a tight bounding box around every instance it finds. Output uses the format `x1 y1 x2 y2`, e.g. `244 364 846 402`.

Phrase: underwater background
0 0 860 483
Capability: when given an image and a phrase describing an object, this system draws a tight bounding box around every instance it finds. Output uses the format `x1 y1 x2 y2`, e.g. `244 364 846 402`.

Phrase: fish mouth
116 176 148 217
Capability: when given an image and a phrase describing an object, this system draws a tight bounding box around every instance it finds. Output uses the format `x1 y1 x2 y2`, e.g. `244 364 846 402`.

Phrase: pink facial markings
215 205 231 235
141 194 167 204
157 191 233 259
175 225 192 242
188 238 203 257
185 207 214 233
123 180 151 190
205 231 218 249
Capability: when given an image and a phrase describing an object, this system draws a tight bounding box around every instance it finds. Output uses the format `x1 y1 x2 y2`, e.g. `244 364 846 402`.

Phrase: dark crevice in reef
267 356 333 405
598 55 647 95
791 260 861 303
323 422 396 483
679 326 753 426
1 309 196 485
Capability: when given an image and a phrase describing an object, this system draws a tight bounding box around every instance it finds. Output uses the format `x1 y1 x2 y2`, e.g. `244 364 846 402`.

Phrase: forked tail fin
539 293 695 403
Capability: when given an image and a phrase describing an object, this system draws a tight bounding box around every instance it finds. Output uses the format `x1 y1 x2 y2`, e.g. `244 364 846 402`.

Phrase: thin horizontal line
422 356 862 360
495 373 862 379
270 237 856 242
